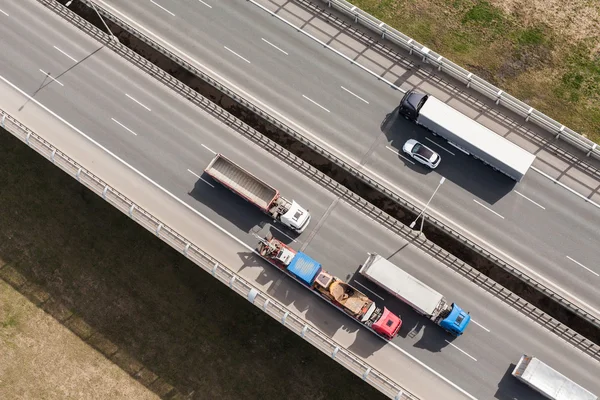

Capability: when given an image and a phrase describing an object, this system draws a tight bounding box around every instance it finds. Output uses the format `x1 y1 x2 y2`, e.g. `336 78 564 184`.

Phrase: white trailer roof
360 254 443 316
420 96 536 178
513 355 597 400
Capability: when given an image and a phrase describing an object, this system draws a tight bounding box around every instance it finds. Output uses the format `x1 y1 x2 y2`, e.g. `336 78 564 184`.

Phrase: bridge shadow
381 110 516 205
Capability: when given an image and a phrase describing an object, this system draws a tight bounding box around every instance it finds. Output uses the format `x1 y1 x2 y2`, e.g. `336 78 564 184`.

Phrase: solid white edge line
353 280 384 301
261 38 289 55
385 146 415 164
270 226 298 243
111 118 138 136
531 166 600 210
0 8 9 16
566 256 600 277
340 86 369 104
0 73 254 254
187 169 215 188
473 200 504 219
125 93 151 111
149 0 175 16
93 0 600 320
0 73 478 400
53 45 78 62
424 137 455 155
39 69 64 86
302 94 330 113
444 341 477 362
513 190 545 210
224 46 251 64
470 319 490 333
93 0 365 168
198 0 212 8
201 144 217 154
387 342 477 399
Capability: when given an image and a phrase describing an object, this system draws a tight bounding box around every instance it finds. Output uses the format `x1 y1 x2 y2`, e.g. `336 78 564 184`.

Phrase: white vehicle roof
420 96 536 177
280 200 310 231
360 254 443 315
513 355 597 400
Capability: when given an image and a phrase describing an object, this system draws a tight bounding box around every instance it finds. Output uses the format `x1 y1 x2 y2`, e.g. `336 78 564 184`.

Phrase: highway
1 1 599 399
88 0 600 316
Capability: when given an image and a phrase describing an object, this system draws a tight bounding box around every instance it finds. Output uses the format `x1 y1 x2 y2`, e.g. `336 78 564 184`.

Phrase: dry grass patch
0 126 386 400
0 280 157 400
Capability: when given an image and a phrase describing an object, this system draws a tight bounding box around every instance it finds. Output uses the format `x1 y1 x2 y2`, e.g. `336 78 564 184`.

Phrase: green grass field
0 127 387 400
352 0 600 142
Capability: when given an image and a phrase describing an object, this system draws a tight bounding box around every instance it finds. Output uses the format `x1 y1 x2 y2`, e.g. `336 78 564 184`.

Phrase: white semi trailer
512 354 597 400
399 90 536 181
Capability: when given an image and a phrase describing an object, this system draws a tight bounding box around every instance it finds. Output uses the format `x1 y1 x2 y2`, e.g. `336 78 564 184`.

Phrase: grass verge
350 0 600 142
0 127 386 400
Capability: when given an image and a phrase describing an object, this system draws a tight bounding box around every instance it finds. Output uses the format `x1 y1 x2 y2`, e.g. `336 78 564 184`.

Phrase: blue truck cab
439 303 471 336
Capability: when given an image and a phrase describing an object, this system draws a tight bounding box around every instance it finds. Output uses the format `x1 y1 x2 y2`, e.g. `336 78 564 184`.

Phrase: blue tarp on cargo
286 252 322 286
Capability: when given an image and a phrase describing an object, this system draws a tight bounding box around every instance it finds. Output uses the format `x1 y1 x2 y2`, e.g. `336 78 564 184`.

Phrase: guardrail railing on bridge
41 0 600 340
0 109 420 400
320 0 600 159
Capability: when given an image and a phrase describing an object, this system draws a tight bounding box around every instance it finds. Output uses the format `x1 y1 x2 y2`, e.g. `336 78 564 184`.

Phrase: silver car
402 139 441 169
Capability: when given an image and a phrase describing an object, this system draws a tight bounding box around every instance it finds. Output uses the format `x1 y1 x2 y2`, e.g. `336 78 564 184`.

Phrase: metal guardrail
0 109 420 400
320 0 600 159
57 0 600 335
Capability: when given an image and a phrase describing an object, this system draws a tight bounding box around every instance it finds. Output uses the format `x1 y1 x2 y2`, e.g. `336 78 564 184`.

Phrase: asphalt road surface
89 0 600 317
0 1 598 399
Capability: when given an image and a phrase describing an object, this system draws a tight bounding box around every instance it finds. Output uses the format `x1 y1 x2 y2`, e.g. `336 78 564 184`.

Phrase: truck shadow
381 111 516 205
235 251 358 340
495 363 547 400
188 176 299 239
348 273 454 354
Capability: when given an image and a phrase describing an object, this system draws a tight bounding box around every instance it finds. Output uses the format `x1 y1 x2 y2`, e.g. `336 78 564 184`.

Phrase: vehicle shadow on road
235 251 358 340
381 111 516 205
495 363 547 400
188 177 273 235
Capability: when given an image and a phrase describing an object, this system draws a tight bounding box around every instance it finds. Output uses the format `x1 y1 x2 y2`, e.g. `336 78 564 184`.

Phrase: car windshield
414 143 434 159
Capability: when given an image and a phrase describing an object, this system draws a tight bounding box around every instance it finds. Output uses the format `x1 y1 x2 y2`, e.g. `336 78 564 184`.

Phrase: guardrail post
407 39 413 55
301 324 309 338
587 143 597 157
436 55 443 71
76 167 82 182
262 298 270 311
350 6 358 22
525 107 534 122
495 90 503 105
102 185 109 200
420 47 430 62
466 72 473 88
556 125 565 140
155 223 163 236
128 204 136 218
394 390 404 400
280 311 289 324
51 149 56 164
26 132 31 145
247 288 258 304
331 346 340 359
183 242 190 256
378 22 386 39
228 275 236 288
362 367 371 380
212 262 219 276
1 114 5 128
